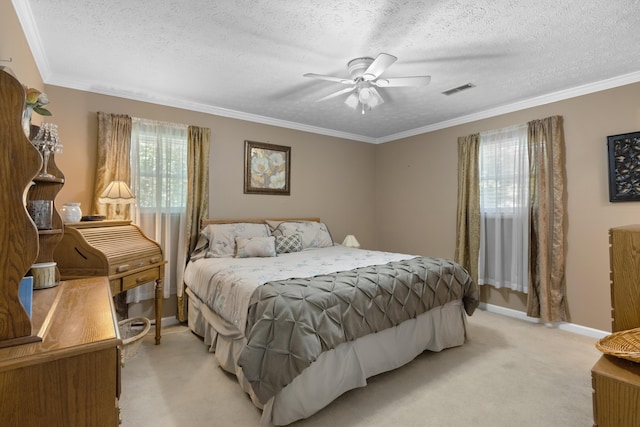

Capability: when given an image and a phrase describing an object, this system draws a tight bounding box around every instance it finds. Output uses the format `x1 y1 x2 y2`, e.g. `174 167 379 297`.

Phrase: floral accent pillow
267 220 334 249
203 223 271 258
235 236 276 258
275 233 303 254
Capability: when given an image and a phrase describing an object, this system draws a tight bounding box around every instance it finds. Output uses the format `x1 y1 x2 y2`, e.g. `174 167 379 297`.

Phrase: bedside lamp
342 234 360 248
99 180 136 219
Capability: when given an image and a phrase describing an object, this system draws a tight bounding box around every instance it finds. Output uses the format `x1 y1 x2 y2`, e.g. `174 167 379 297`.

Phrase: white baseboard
479 302 609 339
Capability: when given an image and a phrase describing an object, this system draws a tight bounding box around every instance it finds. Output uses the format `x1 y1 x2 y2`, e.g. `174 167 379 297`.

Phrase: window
479 131 528 212
478 124 529 292
128 117 188 303
134 129 188 211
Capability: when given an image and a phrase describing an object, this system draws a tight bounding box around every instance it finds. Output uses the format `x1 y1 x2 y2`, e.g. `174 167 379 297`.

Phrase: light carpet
119 309 602 427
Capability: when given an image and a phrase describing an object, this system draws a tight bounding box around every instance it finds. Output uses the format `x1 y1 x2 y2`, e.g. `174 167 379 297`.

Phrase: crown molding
14 0 640 145
48 75 377 144
12 0 52 82
52 69 640 146
375 71 640 144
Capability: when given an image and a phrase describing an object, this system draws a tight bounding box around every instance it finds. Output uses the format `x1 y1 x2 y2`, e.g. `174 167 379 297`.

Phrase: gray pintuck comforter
237 256 479 404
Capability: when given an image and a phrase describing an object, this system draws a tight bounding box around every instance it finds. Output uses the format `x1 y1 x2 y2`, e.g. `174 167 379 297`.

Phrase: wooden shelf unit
0 69 120 425
27 124 65 271
0 68 42 345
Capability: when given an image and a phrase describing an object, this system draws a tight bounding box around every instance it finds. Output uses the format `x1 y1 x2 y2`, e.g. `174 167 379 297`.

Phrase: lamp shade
98 181 136 204
342 234 360 248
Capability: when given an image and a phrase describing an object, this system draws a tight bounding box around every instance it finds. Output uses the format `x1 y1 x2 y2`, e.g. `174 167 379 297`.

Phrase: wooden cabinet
592 355 640 427
0 277 121 426
0 69 120 425
608 225 640 332
591 225 640 426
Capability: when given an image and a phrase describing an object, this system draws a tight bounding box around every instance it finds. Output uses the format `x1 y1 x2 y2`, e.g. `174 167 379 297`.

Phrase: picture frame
244 140 291 195
607 131 640 202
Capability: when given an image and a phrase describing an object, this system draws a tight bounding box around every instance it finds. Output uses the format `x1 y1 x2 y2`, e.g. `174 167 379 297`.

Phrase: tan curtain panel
93 112 132 218
177 125 211 322
526 115 569 323
454 133 480 286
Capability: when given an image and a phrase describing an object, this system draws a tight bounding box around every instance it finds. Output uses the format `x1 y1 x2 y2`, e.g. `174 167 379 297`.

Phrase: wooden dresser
608 225 640 332
54 220 166 344
0 69 121 426
591 225 640 426
0 277 121 426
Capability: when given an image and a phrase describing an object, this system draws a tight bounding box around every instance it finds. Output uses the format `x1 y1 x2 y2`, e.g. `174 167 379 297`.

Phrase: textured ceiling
13 0 640 143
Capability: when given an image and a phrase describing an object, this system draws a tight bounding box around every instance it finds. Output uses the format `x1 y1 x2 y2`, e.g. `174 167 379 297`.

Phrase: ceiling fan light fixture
305 52 428 114
344 92 359 109
358 87 373 103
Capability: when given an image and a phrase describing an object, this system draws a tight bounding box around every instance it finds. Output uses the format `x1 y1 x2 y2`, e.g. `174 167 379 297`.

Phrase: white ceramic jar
60 202 82 223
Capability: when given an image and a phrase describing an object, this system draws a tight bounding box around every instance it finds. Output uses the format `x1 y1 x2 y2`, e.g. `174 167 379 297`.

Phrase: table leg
154 277 162 344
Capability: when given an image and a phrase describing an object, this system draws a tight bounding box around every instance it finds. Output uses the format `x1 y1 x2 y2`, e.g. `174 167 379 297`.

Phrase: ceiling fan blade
374 76 431 87
316 86 355 102
362 53 397 80
303 73 354 85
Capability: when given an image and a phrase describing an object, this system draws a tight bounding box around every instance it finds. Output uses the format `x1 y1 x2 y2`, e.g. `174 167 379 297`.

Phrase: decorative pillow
275 233 303 254
267 221 334 249
235 236 276 258
204 223 271 258
189 233 210 261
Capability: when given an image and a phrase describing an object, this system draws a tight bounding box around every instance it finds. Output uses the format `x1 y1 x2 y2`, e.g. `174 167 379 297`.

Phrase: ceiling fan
303 53 431 114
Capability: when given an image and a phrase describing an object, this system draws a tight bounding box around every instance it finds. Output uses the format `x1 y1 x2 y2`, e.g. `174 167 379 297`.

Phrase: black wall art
608 131 640 202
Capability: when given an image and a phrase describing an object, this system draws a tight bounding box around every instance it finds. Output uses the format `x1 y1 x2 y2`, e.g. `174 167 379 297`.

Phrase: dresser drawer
122 267 161 291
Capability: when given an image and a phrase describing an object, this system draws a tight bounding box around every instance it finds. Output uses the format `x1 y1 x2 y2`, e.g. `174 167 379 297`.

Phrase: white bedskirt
186 287 469 426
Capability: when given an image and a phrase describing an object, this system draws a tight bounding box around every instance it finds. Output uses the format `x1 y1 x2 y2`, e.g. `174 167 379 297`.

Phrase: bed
183 218 479 426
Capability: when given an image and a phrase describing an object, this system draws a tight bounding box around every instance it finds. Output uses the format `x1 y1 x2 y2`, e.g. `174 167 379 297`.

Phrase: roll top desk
54 220 165 344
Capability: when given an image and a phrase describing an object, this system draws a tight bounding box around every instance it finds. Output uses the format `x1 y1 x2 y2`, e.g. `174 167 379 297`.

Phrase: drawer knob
116 264 130 273
136 276 151 283
150 256 161 263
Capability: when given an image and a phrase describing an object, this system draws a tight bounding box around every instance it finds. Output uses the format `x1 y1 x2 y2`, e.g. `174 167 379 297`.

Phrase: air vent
442 83 475 96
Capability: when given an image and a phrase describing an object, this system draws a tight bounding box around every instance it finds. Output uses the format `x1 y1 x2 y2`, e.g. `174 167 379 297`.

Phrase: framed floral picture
244 140 291 195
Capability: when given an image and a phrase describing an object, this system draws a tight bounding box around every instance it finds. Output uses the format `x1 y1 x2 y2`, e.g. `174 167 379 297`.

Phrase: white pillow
204 223 271 258
236 236 276 258
266 220 333 249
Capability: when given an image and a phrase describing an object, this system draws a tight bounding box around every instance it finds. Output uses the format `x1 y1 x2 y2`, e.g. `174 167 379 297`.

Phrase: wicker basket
596 327 640 363
119 316 151 364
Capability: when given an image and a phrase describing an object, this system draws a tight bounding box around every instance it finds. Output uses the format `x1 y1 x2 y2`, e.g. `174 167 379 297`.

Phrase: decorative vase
22 105 33 138
60 202 82 223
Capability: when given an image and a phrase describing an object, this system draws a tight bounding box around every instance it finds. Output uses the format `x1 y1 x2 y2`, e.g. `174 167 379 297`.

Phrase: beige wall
376 83 640 332
0 1 42 100
43 86 377 248
40 86 376 320
5 4 640 331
